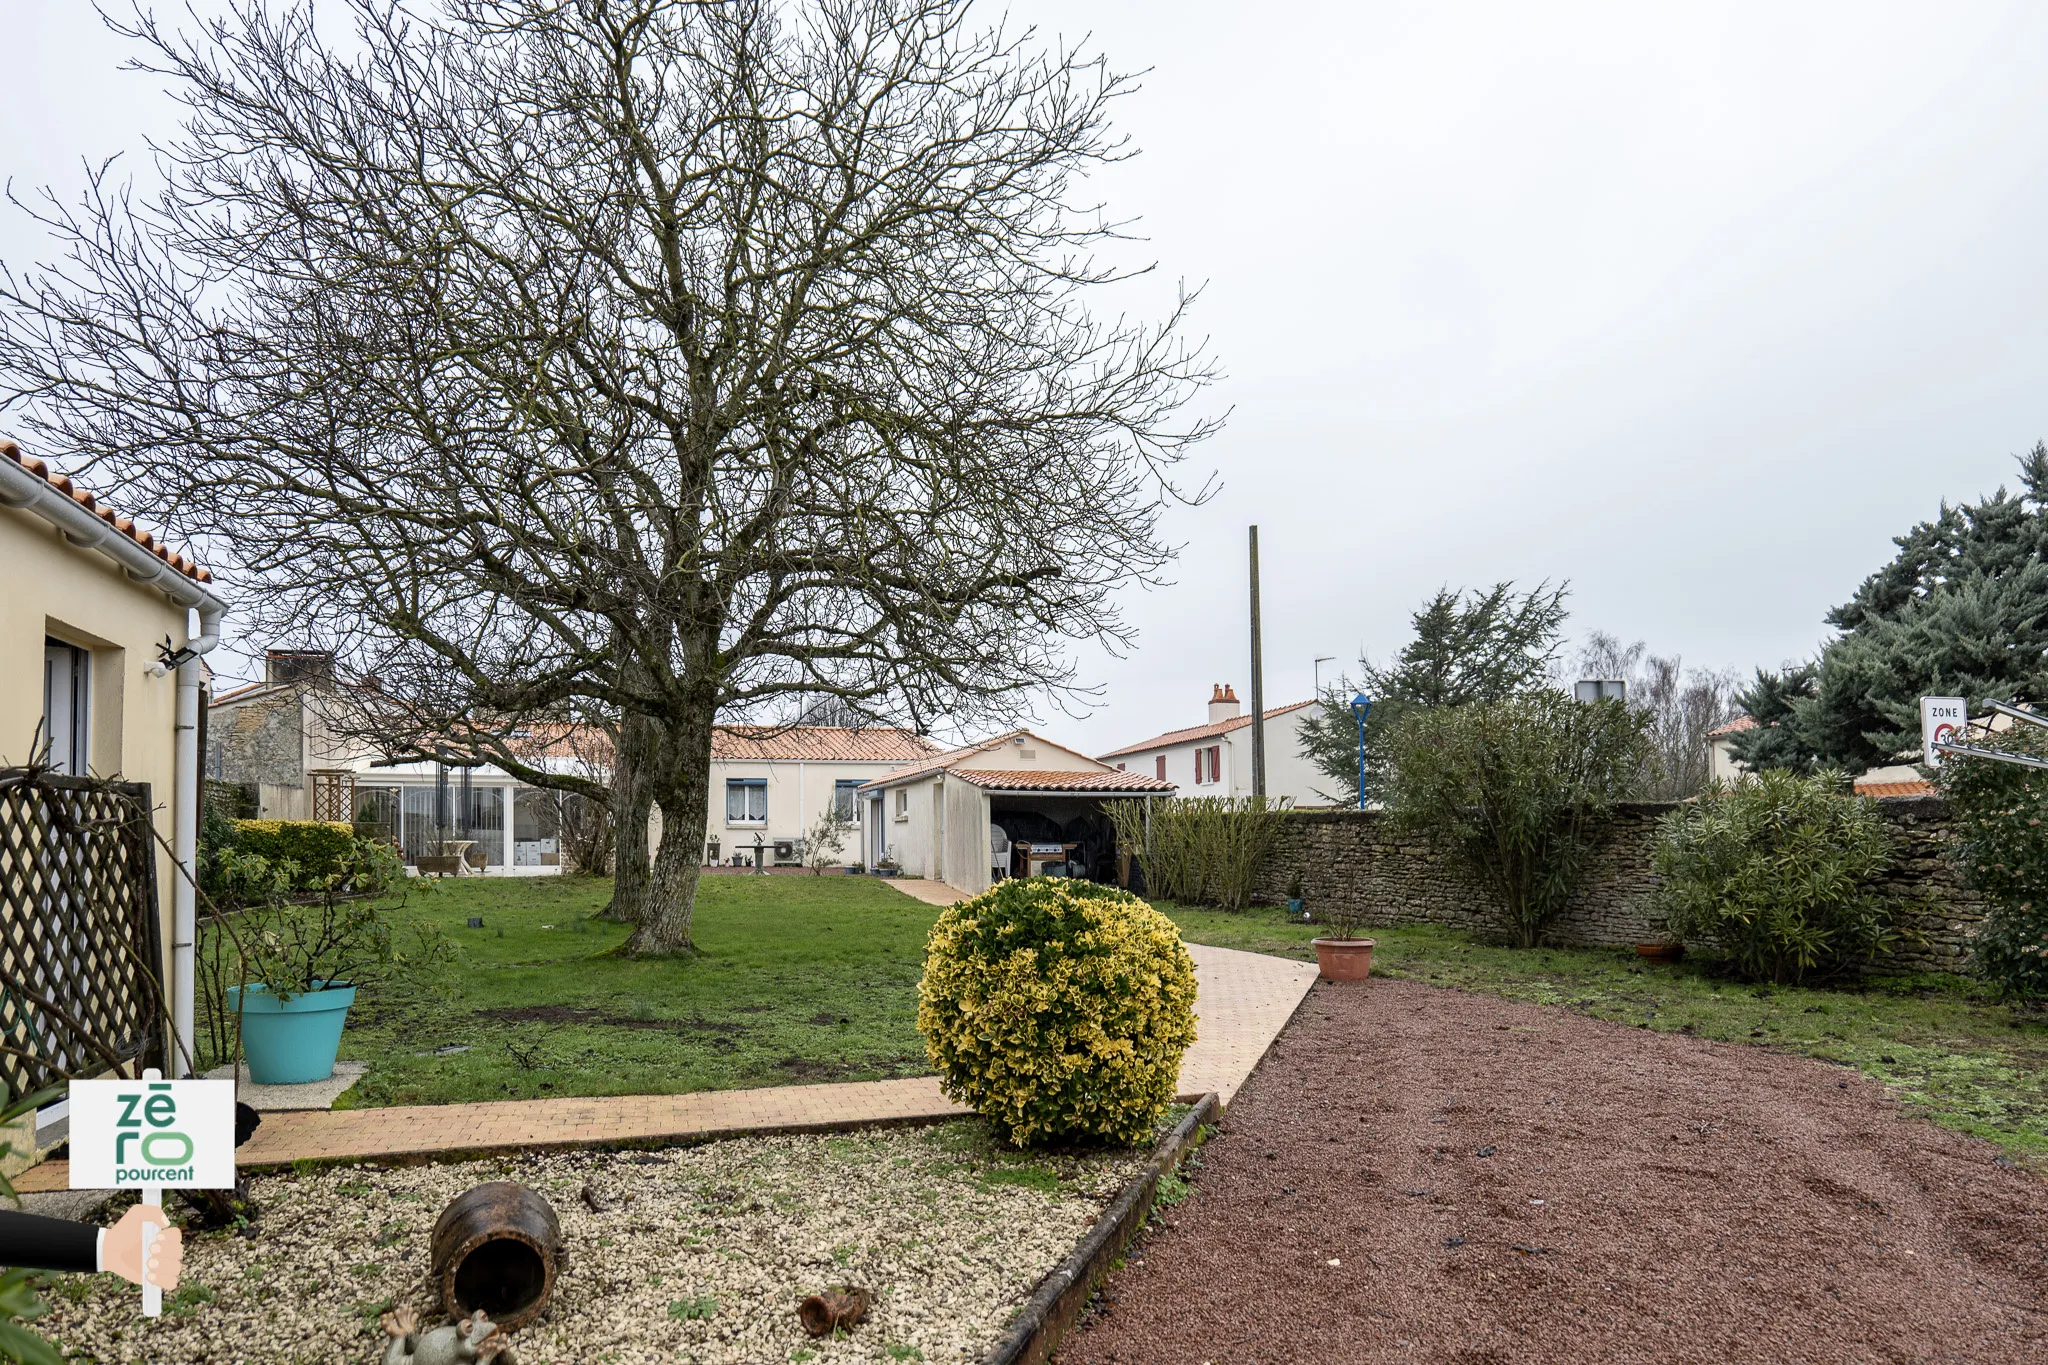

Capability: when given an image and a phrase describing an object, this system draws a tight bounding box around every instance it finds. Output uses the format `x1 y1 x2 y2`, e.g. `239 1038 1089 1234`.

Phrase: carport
949 767 1177 893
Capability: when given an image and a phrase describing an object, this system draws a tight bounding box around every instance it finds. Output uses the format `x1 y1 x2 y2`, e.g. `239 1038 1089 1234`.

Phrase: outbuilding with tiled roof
856 728 1176 894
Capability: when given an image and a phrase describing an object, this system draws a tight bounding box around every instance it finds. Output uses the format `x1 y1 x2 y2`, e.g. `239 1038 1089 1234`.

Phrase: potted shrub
228 898 390 1083
874 855 901 878
1286 871 1306 918
223 840 429 1084
1311 900 1375 982
847 861 866 875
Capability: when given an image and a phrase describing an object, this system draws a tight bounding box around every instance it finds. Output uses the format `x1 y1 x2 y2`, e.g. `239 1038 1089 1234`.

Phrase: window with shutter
1155 755 1166 781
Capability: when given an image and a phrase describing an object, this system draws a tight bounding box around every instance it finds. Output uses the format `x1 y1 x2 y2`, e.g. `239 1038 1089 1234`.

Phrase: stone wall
1256 797 1986 974
209 688 305 788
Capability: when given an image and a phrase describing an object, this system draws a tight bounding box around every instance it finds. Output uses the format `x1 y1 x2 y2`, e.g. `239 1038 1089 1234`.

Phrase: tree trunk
622 717 713 956
596 714 655 923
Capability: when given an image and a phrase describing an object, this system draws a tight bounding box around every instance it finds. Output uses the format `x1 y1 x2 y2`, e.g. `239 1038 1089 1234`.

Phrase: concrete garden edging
981 1093 1220 1365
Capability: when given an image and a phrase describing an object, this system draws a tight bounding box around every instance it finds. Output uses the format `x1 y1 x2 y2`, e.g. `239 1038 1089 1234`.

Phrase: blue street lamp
1350 694 1372 811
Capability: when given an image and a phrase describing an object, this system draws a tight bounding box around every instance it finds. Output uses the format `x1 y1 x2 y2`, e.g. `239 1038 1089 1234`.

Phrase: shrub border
981 1092 1219 1365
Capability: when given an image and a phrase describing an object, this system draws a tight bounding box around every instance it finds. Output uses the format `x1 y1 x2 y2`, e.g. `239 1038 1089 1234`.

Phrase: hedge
229 820 357 885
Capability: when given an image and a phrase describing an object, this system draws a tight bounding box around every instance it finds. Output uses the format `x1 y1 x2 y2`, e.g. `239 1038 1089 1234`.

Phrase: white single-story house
1097 684 1324 806
704 725 943 867
858 728 1175 895
214 675 945 874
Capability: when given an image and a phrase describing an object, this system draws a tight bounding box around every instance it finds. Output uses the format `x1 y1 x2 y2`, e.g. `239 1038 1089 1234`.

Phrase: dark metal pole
1248 525 1267 799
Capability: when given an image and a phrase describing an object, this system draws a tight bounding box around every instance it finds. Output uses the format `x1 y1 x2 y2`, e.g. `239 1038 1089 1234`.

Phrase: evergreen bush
918 877 1197 1147
1654 770 1896 985
1105 796 1283 910
231 819 357 884
1938 727 2048 1002
1387 690 1654 948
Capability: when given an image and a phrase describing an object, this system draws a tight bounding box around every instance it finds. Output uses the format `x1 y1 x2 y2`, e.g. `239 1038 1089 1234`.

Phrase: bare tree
0 0 1220 952
801 803 855 872
1575 631 1737 800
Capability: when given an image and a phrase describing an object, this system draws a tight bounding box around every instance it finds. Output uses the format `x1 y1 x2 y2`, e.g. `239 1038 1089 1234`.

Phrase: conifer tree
1299 582 1569 803
1729 445 2048 773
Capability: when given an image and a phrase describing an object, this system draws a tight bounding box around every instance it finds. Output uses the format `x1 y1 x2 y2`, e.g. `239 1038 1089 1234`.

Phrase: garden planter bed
35 1122 1158 1365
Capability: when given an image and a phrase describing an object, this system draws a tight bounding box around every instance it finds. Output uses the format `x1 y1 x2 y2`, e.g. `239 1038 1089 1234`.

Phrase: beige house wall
702 757 908 865
1 504 202 1174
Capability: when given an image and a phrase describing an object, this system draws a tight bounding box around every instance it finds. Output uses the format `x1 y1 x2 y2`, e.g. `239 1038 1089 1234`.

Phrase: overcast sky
9 2 2048 756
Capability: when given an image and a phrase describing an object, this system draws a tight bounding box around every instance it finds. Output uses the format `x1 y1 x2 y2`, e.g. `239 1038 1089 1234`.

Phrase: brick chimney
1208 683 1242 724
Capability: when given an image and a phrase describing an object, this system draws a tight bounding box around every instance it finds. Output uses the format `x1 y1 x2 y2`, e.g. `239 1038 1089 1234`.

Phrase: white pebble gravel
32 1120 1154 1365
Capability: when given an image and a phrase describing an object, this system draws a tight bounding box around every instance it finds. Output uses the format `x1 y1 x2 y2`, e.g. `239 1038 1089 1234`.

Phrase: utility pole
1249 525 1267 799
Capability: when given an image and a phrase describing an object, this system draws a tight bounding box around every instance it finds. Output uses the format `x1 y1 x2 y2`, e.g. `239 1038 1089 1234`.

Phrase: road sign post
1920 696 1967 768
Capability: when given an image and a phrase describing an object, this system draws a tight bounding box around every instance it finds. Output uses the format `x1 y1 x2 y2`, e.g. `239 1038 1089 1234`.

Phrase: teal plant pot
1287 898 1306 917
228 981 357 1085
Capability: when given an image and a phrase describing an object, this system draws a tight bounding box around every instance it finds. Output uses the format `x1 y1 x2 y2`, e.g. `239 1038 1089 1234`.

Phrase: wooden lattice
310 768 356 823
0 774 166 1097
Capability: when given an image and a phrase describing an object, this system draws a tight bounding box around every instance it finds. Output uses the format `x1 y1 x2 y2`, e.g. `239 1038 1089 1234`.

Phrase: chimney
1208 683 1242 724
266 649 336 688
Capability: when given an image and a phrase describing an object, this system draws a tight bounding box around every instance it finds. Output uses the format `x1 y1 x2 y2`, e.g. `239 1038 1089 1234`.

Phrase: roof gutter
970 788 1179 798
0 455 228 1079
0 454 226 632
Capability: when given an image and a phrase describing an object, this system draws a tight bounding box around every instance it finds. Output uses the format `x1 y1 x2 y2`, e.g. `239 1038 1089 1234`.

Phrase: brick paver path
14 891 1314 1191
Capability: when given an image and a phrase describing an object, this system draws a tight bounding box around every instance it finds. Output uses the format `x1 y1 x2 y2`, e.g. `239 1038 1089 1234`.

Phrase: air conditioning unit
773 839 797 863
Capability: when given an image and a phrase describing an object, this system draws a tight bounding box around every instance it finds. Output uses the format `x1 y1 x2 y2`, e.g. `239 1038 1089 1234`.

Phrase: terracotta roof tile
1708 715 1757 738
710 726 944 763
1097 700 1317 760
2 436 212 582
859 731 1030 788
1854 778 1935 799
950 768 1177 793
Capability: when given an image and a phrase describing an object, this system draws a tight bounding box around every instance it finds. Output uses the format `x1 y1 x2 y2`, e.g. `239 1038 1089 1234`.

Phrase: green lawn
272 873 945 1108
246 875 2048 1162
1159 901 2048 1160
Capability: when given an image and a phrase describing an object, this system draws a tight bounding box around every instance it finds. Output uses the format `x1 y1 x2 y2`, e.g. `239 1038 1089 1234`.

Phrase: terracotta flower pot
1312 937 1375 982
1635 942 1684 963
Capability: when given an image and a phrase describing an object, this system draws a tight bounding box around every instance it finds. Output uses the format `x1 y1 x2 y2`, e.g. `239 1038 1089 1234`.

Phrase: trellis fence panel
0 774 166 1097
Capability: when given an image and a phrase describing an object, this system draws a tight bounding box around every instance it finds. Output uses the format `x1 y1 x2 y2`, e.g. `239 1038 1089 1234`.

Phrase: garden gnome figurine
380 1306 516 1365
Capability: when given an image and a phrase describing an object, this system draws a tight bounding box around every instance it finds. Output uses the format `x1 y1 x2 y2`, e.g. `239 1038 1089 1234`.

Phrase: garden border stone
981 1092 1219 1365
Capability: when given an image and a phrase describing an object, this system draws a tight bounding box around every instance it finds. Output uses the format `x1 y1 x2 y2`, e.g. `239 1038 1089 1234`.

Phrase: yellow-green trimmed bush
918 877 1198 1147
230 819 356 885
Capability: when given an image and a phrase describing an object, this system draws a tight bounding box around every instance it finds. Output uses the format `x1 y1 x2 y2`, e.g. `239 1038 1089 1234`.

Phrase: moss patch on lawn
1161 903 2048 1160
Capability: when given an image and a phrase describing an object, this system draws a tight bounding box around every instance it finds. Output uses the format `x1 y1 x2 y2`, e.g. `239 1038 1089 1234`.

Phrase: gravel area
1065 977 2048 1365
33 1121 1154 1364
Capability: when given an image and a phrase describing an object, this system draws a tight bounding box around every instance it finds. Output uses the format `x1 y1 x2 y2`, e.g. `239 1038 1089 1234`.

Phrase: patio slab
201 1060 367 1111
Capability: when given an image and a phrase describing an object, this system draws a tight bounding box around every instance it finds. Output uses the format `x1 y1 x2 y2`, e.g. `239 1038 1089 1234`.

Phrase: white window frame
894 786 910 820
725 778 768 825
42 637 91 776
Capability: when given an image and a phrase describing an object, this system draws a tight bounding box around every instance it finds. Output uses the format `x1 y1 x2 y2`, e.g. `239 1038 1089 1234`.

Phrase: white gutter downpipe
1 457 227 1078
166 641 218 1076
